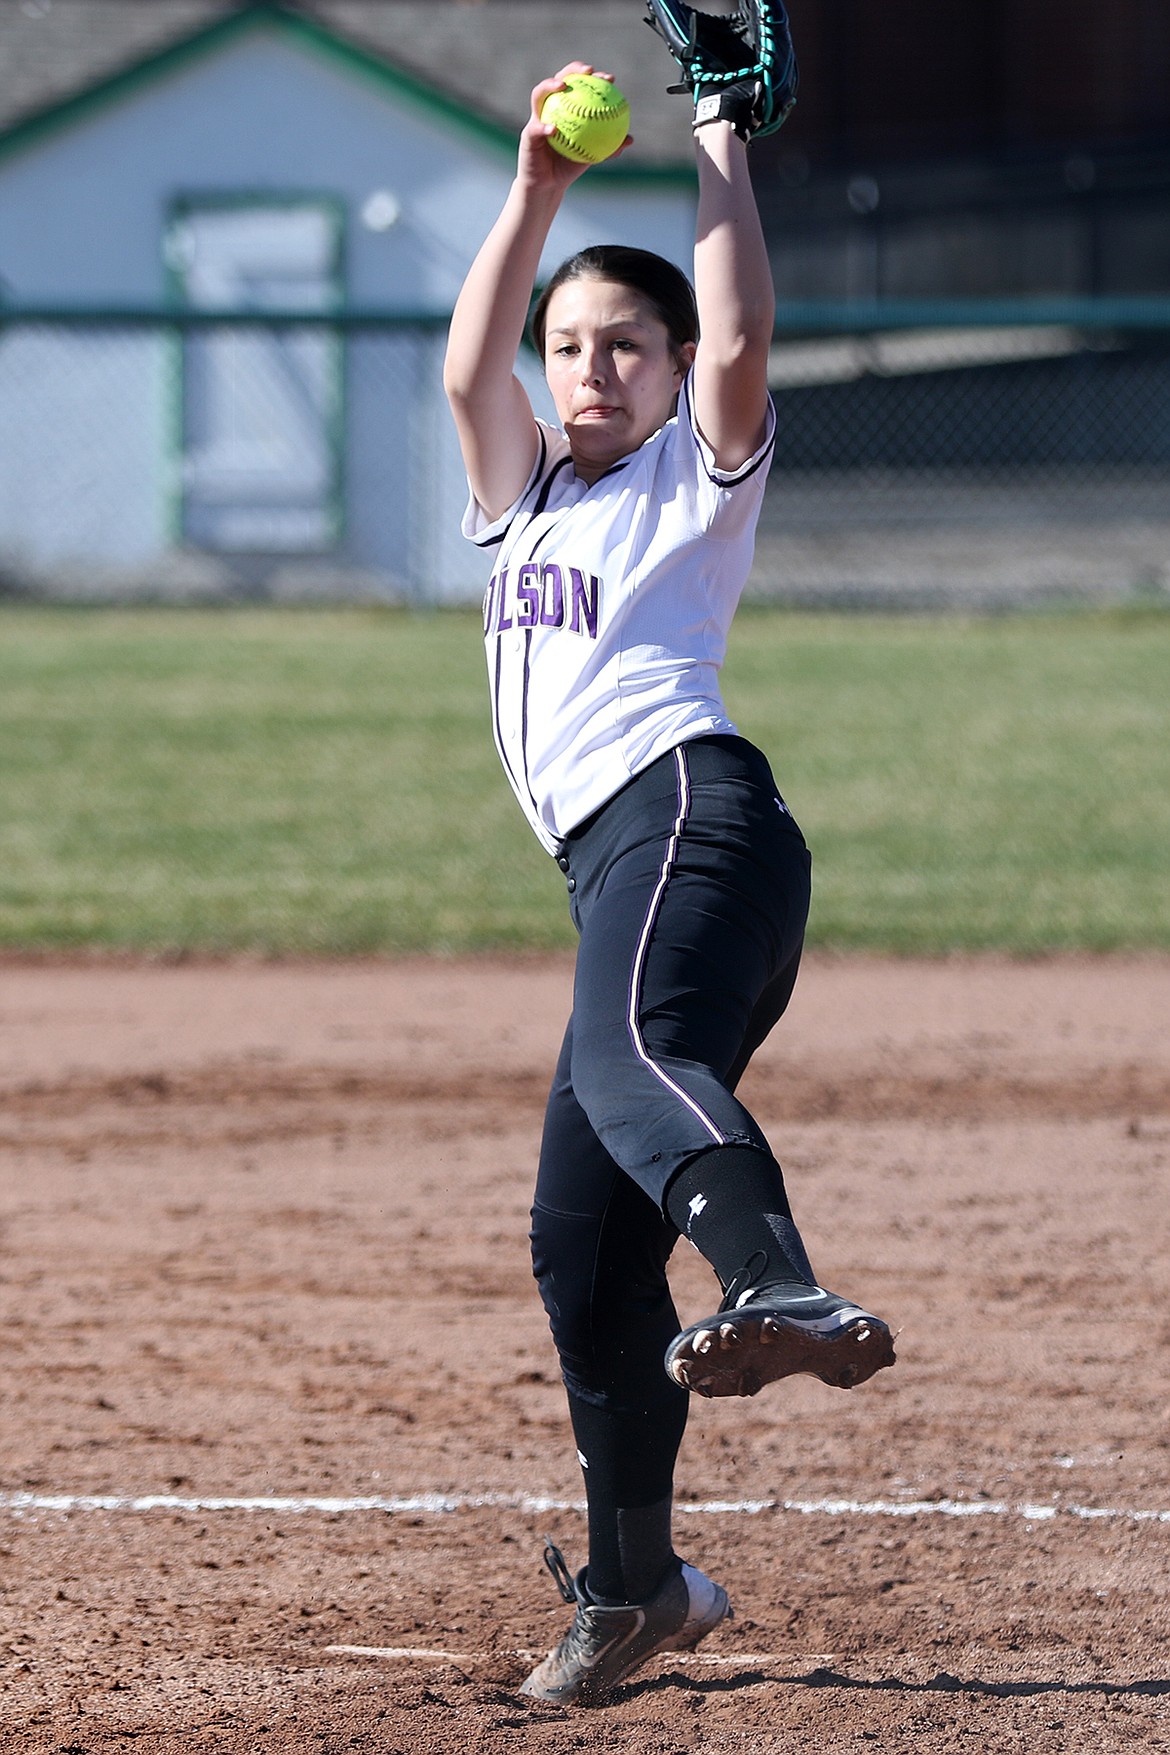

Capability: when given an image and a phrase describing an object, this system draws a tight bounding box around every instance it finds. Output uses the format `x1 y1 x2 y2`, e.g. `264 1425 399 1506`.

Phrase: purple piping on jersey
472 429 548 550
625 744 727 1146
488 447 571 829
489 624 541 825
489 637 523 806
518 627 536 815
681 375 775 487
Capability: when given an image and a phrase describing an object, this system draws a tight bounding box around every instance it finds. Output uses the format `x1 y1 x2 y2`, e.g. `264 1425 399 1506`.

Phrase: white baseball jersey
462 374 776 853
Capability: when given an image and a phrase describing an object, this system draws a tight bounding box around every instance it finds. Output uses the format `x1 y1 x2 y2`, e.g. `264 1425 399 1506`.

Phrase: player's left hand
645 0 798 143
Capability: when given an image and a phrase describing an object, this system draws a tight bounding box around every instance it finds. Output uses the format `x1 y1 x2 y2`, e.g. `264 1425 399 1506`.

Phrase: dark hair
531 245 699 361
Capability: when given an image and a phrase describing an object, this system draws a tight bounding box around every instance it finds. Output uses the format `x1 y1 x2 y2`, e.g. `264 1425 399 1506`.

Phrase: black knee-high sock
663 1144 817 1299
566 1388 687 1605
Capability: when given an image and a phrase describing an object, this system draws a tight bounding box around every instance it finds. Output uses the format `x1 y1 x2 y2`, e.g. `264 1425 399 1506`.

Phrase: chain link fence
0 311 494 606
757 299 1170 607
1 304 1168 607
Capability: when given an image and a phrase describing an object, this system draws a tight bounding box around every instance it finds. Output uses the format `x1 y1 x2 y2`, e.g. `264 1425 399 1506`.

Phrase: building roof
0 0 696 165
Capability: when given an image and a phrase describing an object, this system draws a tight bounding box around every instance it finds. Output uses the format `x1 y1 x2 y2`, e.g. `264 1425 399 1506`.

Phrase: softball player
444 55 895 1706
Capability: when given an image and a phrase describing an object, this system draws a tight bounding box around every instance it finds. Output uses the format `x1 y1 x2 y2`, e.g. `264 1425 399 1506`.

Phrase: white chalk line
1 1489 1167 1524
328 1645 479 1665
325 1643 825 1668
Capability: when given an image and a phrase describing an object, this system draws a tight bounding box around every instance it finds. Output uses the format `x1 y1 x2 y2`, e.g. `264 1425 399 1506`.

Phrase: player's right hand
518 63 622 194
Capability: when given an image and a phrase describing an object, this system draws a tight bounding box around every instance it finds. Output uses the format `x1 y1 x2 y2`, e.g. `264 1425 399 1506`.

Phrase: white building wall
0 20 695 597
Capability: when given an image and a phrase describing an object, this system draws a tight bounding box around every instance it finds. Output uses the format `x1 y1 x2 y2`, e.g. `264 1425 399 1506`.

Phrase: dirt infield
1 954 1168 1753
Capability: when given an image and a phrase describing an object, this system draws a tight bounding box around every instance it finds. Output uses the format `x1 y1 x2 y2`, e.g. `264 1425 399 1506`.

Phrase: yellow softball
540 74 630 165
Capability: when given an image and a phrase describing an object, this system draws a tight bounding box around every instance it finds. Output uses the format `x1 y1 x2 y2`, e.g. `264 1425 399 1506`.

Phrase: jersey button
565 877 576 894
556 855 570 872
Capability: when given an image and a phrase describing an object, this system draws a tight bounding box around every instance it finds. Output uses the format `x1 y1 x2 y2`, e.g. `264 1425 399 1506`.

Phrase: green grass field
1 603 1167 955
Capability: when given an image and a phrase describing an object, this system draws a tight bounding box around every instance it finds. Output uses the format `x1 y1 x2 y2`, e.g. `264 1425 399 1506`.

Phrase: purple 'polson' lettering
485 564 600 639
482 571 500 634
515 563 540 628
569 568 600 639
540 564 565 628
496 568 513 632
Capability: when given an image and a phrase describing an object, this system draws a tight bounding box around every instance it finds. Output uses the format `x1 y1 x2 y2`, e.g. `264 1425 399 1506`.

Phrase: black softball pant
530 734 811 1510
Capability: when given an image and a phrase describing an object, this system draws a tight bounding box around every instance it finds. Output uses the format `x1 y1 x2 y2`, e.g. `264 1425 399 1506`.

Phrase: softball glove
645 0 798 142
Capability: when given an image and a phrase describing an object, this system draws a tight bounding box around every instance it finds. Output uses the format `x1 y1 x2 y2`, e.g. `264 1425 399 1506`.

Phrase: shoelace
718 1250 824 1313
717 1250 770 1312
540 1537 579 1605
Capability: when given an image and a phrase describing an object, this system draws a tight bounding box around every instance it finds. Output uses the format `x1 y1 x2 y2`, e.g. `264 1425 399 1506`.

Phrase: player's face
542 278 694 481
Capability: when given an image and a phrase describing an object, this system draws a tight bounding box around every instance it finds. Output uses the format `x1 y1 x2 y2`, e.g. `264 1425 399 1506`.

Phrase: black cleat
665 1282 896 1398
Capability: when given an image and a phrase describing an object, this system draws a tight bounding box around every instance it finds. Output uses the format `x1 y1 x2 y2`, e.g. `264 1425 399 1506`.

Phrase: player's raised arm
444 65 612 520
689 122 774 472
644 0 799 471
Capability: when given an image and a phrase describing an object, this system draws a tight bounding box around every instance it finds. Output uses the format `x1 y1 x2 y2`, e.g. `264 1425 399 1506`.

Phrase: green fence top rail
0 305 455 327
3 297 1170 333
770 296 1170 333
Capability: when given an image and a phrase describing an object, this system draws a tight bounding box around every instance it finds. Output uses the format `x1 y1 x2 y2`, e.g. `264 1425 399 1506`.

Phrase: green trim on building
0 1 693 185
270 7 529 162
243 7 694 183
0 4 267 166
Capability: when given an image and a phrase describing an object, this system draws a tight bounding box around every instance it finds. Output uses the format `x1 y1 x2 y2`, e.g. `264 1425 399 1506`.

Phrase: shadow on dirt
622 1665 1170 1702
